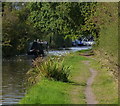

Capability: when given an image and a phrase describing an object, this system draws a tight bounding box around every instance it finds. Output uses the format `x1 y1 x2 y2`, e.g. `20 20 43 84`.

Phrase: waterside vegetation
27 56 71 84
20 50 118 104
2 2 118 104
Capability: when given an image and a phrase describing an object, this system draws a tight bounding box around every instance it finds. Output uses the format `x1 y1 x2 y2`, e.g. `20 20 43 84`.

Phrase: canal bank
19 50 91 104
2 46 91 105
19 50 118 104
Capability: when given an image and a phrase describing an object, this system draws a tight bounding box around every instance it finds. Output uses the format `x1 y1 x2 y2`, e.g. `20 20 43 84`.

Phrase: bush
27 56 71 84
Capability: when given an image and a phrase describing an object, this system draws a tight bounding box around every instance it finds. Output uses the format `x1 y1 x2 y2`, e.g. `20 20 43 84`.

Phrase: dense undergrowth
93 3 118 79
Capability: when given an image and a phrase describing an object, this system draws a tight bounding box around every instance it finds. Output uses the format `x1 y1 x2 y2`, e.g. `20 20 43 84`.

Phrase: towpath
70 60 98 104
84 61 98 104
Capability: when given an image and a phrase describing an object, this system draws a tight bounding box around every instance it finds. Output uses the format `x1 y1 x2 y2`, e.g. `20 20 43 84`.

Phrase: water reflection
2 56 32 105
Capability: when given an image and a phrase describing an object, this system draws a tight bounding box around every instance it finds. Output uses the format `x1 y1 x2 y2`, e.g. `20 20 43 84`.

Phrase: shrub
27 56 71 84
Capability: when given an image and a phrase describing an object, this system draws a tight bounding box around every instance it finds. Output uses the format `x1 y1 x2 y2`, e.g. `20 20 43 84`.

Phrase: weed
27 56 71 84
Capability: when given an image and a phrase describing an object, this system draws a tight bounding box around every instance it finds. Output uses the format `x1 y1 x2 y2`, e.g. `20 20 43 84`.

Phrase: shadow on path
67 80 87 86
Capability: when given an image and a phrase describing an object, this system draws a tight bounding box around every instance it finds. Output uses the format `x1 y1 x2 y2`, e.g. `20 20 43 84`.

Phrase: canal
1 46 91 105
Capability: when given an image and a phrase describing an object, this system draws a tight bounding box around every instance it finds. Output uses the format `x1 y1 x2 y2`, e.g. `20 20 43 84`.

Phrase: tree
2 3 30 57
26 2 97 47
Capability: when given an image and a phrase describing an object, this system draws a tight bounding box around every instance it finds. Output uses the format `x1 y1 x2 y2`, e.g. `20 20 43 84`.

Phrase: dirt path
70 60 98 104
84 61 98 104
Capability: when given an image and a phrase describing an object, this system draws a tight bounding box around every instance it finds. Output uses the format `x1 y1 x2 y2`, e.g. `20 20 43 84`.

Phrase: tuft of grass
27 56 71 84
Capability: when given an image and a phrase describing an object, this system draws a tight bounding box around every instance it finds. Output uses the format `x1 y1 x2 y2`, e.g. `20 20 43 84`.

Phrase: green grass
64 53 90 83
75 49 92 53
63 53 90 104
19 52 91 104
19 50 118 104
19 79 71 104
90 59 118 104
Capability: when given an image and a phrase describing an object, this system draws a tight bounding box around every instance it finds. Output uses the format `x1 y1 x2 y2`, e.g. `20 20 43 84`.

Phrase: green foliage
26 2 97 41
3 2 118 59
2 2 98 57
27 56 71 84
2 3 31 56
92 3 118 70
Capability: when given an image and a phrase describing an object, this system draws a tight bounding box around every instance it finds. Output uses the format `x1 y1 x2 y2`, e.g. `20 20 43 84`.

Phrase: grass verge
19 49 118 104
63 52 90 104
90 58 118 104
19 51 90 104
19 79 71 104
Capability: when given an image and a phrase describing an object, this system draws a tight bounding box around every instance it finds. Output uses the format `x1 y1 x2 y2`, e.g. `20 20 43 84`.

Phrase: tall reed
27 56 71 84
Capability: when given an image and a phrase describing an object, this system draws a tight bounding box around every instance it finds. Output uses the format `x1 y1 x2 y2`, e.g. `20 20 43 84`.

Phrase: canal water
1 46 91 105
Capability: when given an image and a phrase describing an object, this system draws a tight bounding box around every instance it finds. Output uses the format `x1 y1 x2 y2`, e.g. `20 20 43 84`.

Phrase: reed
27 56 71 84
